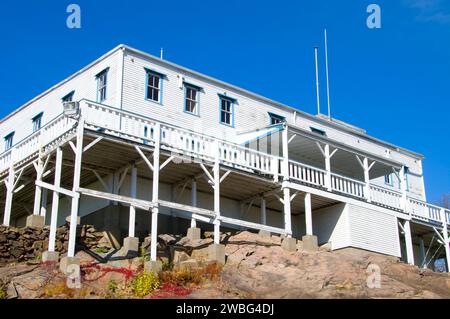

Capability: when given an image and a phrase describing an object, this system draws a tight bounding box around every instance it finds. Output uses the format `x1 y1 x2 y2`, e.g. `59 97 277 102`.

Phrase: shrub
107 280 118 294
162 260 173 271
0 281 6 300
130 272 160 298
94 247 110 254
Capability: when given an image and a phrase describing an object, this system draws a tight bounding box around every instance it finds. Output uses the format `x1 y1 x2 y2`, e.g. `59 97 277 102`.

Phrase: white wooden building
0 44 448 271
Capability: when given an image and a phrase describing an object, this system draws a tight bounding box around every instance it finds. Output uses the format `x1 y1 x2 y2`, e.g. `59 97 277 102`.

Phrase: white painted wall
347 204 401 257
0 49 122 153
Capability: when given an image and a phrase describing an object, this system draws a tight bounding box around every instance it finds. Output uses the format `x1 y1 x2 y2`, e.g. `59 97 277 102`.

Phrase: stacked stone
0 224 112 264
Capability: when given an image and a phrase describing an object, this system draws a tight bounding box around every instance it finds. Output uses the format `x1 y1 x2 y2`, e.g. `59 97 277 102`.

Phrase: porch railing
81 101 280 177
331 173 365 199
407 198 443 224
0 114 75 173
369 184 403 210
0 99 448 228
288 160 326 188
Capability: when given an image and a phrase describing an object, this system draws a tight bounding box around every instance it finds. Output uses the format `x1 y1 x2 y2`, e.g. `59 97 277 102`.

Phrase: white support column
363 157 371 202
283 184 292 237
40 188 48 218
403 220 415 265
399 166 407 212
128 164 137 238
49 147 63 252
32 155 44 216
282 123 289 181
3 164 15 226
150 123 161 262
260 197 267 225
67 120 84 258
324 144 332 191
190 178 197 228
305 192 313 236
419 236 427 269
441 208 450 272
213 140 221 244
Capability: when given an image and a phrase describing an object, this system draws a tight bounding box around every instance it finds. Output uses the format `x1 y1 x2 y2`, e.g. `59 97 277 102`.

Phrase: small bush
107 280 118 294
130 272 160 298
94 247 110 254
159 262 222 287
0 281 6 299
162 260 173 271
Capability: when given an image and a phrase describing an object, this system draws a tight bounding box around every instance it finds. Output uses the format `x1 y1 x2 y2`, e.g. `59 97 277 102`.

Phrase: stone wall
0 224 112 265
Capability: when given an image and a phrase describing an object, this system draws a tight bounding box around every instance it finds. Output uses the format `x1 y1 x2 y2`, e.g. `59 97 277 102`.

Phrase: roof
0 44 425 160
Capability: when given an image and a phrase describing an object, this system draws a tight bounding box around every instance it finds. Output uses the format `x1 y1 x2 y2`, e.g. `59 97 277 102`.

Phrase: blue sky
0 0 448 203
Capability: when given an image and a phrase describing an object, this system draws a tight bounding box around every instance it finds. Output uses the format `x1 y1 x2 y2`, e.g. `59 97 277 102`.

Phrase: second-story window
62 91 75 103
184 84 199 115
96 69 108 103
4 132 14 151
269 113 285 125
384 174 393 186
146 70 163 103
32 113 43 133
220 96 234 126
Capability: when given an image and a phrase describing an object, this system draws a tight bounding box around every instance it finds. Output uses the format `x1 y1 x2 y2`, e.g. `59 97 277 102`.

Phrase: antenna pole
324 29 331 120
160 48 164 60
314 47 321 115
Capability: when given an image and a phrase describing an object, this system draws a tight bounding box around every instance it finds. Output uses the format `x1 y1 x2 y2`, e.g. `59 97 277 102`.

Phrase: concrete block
208 244 225 265
144 260 162 275
302 235 318 252
65 216 81 225
122 237 139 256
25 215 45 228
59 256 80 275
281 237 297 252
42 251 60 263
258 230 271 238
187 227 201 240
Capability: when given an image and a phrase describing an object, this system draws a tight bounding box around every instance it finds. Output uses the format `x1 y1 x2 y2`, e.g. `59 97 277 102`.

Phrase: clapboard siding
313 203 350 250
120 48 425 199
0 49 121 152
347 204 401 257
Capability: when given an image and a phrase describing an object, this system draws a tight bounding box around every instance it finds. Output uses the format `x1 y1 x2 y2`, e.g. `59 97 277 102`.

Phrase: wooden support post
32 154 43 216
150 123 161 261
403 220 415 265
40 188 48 218
3 164 15 226
399 167 407 212
419 236 427 269
213 140 221 244
260 197 266 225
283 184 292 237
67 120 84 258
282 124 289 181
363 157 371 202
128 164 137 238
324 145 332 191
191 178 197 228
49 147 63 252
441 208 450 272
305 192 313 236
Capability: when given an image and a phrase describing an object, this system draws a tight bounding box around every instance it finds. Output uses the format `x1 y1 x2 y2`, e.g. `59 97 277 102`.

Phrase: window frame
145 69 165 105
96 68 109 103
32 112 43 133
184 83 201 116
310 126 327 136
268 112 285 125
62 91 75 103
219 95 235 127
4 132 14 151
384 174 393 186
